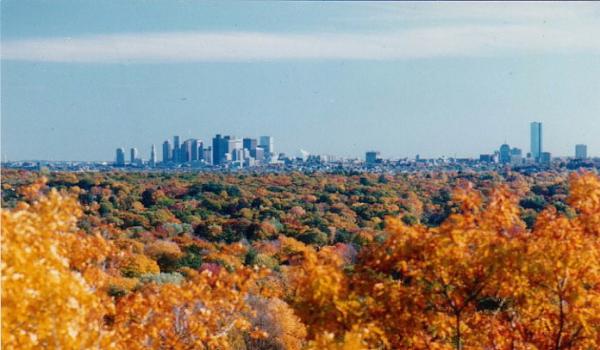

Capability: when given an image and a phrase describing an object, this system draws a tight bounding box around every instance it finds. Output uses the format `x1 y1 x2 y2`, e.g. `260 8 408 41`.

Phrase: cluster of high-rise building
115 134 276 168
113 123 591 170
478 122 588 166
209 135 274 167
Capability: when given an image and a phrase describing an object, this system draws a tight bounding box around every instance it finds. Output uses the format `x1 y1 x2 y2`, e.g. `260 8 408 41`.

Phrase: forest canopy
1 170 599 349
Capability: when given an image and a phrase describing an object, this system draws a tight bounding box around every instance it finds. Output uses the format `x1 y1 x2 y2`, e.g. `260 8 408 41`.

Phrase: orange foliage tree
3 172 599 349
285 172 600 349
1 186 116 349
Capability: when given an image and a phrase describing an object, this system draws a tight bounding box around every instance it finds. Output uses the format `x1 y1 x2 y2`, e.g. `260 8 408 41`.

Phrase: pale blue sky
2 1 599 161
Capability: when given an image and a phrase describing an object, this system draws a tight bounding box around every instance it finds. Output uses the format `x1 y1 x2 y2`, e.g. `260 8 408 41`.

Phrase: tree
1 186 116 349
245 296 307 350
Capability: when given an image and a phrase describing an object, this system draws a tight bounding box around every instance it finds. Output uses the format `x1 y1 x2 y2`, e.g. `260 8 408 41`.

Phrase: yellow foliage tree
119 253 161 278
245 296 307 350
112 267 268 350
1 188 116 349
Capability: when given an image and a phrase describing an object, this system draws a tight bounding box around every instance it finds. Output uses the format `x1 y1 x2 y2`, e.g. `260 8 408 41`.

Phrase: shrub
144 240 183 272
177 245 204 269
297 230 329 246
120 253 160 278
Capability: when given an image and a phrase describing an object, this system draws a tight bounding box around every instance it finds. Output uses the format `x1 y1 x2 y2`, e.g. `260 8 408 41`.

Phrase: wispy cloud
356 2 600 23
2 25 599 63
2 2 599 63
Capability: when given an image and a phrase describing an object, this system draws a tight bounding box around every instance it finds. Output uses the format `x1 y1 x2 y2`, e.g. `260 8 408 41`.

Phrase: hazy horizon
2 1 599 161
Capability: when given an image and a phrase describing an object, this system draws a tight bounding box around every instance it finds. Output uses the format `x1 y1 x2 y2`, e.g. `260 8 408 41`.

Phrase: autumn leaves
1 172 599 349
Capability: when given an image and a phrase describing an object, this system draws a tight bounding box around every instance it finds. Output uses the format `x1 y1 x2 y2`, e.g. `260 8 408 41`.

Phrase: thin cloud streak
2 25 600 63
358 2 600 23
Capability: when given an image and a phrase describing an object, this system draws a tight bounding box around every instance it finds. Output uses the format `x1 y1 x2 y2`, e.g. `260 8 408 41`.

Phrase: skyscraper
365 151 381 165
115 148 126 167
212 134 229 165
150 144 156 167
259 136 274 158
510 147 523 165
130 147 138 164
541 152 552 166
227 137 242 154
499 144 511 164
204 146 212 164
254 147 265 161
198 140 205 161
575 144 588 159
530 122 542 161
191 139 202 161
162 140 172 163
243 138 257 151
173 136 180 163
181 139 193 162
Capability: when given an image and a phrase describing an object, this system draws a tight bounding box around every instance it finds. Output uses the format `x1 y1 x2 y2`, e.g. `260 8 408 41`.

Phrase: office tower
191 139 202 161
530 122 542 161
541 152 552 165
204 147 212 164
196 140 204 161
115 148 126 167
259 136 274 157
254 147 265 161
149 144 156 167
575 144 588 159
162 140 172 163
232 148 244 162
227 137 242 154
191 139 198 161
479 154 494 163
173 136 180 163
365 151 381 165
130 147 138 164
244 138 260 158
181 139 193 163
212 134 229 165
510 147 523 165
227 137 243 163
499 144 511 164
212 134 222 165
243 138 257 151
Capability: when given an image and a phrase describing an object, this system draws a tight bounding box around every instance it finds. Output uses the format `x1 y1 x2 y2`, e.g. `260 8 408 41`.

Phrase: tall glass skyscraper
150 144 156 167
499 144 511 164
130 147 138 164
162 140 172 163
212 134 229 165
173 136 180 163
259 136 274 157
115 148 126 167
530 122 542 161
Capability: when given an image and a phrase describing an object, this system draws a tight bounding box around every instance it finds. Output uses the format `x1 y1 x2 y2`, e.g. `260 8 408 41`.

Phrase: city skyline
2 2 600 161
1 120 595 163
110 121 591 168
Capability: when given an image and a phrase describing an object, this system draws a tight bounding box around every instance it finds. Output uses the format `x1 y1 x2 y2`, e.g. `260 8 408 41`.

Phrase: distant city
474 122 588 167
113 122 591 169
2 122 596 173
115 134 277 169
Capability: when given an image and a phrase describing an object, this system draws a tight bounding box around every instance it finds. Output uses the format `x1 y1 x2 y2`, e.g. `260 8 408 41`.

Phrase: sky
1 1 600 161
